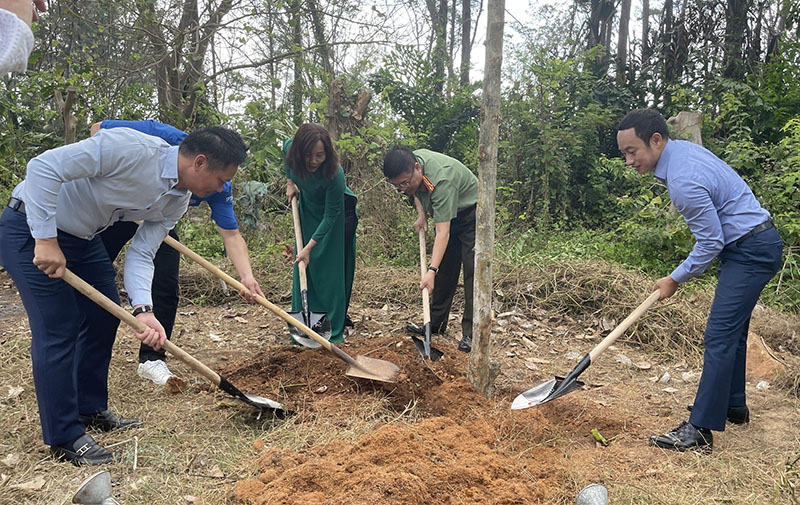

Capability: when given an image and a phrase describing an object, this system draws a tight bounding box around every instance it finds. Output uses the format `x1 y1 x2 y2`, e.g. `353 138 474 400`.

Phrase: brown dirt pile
223 335 652 504
235 415 564 505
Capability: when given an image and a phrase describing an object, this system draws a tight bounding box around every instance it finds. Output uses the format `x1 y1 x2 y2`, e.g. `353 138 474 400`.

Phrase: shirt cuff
670 263 691 284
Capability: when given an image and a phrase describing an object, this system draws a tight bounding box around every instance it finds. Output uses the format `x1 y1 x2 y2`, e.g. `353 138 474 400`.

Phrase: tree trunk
460 0 471 85
426 0 449 95
136 0 234 127
55 88 77 145
468 0 503 398
723 0 751 79
290 0 304 124
616 0 631 84
307 0 333 77
661 0 674 108
766 0 789 60
642 0 649 59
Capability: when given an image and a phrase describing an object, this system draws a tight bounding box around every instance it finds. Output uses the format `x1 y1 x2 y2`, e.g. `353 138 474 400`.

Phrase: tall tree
722 0 751 78
425 0 449 94
460 0 472 85
136 0 235 127
616 0 631 84
469 0 503 398
290 0 304 124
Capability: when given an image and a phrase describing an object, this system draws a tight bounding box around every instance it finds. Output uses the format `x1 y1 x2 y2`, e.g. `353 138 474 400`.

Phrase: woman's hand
286 180 299 203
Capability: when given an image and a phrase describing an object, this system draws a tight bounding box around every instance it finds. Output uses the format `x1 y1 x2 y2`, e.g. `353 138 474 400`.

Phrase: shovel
162 236 401 383
411 229 444 361
60 268 285 413
288 196 331 348
511 290 660 410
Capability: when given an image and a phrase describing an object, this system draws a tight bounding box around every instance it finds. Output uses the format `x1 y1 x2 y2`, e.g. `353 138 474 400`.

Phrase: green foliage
368 46 480 163
499 45 636 231
763 118 800 248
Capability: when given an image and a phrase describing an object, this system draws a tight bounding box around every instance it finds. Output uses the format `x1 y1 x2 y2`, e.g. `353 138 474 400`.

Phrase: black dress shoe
51 433 119 466
649 421 712 452
686 404 750 424
457 335 472 353
79 409 142 432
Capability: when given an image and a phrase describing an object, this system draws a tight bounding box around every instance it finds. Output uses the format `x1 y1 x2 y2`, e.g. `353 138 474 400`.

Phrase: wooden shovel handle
60 268 223 386
162 235 333 352
418 229 431 325
588 290 661 362
290 196 309 291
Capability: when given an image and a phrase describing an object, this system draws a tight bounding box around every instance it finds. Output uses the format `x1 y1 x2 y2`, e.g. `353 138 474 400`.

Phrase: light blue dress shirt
11 127 191 305
655 139 771 283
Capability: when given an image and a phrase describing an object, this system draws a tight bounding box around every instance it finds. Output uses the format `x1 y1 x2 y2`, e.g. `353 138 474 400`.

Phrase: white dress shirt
11 128 191 305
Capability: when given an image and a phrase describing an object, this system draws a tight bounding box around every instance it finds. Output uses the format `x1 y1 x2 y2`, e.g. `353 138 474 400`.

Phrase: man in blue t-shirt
91 120 264 386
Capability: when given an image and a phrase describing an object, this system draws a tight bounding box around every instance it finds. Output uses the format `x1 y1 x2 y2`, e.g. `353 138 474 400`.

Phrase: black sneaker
344 314 354 328
457 335 472 353
649 421 713 452
51 433 120 466
686 404 750 425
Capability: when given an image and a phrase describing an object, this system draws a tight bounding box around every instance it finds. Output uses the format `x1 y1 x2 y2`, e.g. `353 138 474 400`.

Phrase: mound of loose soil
235 415 563 505
222 336 655 504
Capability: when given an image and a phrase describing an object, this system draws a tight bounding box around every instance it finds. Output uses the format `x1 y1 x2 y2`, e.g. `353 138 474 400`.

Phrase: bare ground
0 265 799 505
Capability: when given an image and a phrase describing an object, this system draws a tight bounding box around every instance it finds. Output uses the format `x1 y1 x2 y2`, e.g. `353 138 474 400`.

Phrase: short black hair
618 109 670 144
383 146 416 179
179 126 248 169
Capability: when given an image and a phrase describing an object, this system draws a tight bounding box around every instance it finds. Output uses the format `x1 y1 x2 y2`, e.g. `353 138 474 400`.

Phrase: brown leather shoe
649 421 712 452
51 433 120 466
79 409 142 432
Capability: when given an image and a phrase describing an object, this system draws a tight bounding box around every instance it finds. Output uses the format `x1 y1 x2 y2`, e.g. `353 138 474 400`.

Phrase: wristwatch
428 266 439 275
132 305 154 317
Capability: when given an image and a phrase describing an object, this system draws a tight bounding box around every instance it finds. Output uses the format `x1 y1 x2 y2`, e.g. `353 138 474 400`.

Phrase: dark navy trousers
0 208 120 446
689 226 783 431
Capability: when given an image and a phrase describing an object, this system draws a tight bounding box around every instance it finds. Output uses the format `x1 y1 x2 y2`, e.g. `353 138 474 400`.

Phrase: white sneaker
137 360 174 386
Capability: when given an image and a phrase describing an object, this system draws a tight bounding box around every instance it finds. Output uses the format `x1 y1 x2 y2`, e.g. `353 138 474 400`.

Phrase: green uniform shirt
413 149 478 223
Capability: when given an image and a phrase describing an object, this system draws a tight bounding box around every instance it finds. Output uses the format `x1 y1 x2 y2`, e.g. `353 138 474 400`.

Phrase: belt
736 219 774 245
7 197 25 214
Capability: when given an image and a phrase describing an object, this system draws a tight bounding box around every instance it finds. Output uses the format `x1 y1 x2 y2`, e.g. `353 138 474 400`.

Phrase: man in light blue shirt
617 109 783 453
0 125 248 465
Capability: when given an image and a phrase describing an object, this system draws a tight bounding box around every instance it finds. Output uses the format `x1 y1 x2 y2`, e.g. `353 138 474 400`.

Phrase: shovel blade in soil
218 376 287 414
510 377 585 410
288 311 331 348
410 334 444 361
345 355 401 382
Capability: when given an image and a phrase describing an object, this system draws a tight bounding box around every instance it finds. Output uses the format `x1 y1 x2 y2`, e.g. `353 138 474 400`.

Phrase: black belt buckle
7 197 25 214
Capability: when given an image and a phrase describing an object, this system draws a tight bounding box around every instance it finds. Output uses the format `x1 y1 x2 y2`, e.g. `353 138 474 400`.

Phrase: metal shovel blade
510 376 586 410
218 377 288 414
288 311 331 349
410 334 444 361
345 355 401 382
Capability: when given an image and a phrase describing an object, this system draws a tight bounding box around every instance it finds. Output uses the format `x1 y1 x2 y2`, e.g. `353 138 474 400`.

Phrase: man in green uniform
383 146 478 352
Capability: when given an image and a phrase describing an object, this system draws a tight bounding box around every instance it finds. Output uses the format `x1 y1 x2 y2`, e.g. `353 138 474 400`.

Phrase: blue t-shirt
100 120 238 229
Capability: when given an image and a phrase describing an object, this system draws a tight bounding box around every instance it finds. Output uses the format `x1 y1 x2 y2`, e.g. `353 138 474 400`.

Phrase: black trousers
344 194 358 315
100 222 180 363
431 204 475 339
